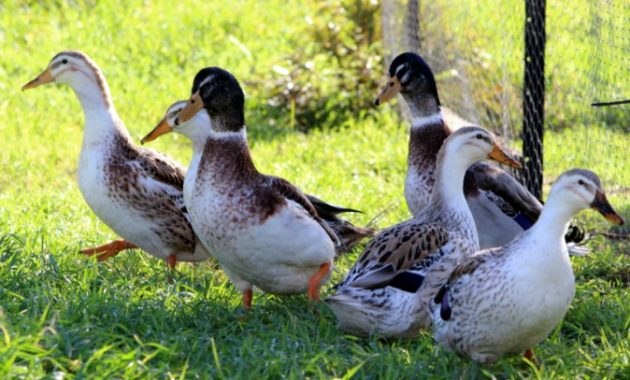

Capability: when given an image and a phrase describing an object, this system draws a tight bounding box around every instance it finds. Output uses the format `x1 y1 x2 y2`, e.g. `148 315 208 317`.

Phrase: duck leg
524 348 538 365
166 254 177 270
80 239 137 261
307 261 332 301
242 289 253 310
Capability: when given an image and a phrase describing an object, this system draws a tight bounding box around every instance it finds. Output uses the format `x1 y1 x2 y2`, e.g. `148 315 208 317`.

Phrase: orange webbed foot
80 239 137 262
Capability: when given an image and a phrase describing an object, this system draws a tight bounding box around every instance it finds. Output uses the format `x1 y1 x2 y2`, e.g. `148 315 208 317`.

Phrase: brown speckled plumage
104 131 196 253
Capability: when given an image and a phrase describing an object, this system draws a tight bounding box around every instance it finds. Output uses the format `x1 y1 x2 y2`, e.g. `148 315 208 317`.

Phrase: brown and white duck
326 126 522 338
143 68 344 308
432 169 623 364
375 52 585 253
141 100 373 256
22 51 211 268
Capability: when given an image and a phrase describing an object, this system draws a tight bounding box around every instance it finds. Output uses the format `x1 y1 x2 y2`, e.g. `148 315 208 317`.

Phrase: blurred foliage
249 0 384 132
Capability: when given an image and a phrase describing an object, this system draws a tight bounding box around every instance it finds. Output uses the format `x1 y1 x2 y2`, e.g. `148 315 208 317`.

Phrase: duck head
22 51 107 92
140 100 210 144
549 169 624 225
374 52 440 112
177 67 245 134
440 126 521 169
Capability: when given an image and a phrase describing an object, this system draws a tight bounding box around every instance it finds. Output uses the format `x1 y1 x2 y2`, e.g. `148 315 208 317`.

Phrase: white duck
432 169 623 364
144 68 340 308
22 51 210 268
375 52 586 252
326 126 521 338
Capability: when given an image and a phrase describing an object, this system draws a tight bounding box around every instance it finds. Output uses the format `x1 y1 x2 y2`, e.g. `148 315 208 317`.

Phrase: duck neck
430 151 477 242
66 74 130 148
198 126 258 186
407 111 450 171
529 192 576 245
432 155 470 211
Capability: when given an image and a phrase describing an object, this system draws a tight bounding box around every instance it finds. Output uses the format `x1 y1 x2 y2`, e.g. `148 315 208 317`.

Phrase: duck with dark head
143 67 367 309
374 52 586 254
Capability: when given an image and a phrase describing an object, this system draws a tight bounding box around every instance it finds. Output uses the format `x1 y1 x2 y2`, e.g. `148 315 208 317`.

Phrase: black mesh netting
381 0 629 232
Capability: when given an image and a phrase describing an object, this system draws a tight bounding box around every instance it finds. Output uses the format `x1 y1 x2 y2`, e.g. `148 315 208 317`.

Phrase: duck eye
578 179 585 186
61 59 68 64
476 134 483 139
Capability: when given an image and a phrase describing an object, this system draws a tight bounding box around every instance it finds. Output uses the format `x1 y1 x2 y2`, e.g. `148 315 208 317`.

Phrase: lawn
1 1 628 378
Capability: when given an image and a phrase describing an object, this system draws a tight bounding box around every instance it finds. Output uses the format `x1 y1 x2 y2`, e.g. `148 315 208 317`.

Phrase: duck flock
22 50 624 365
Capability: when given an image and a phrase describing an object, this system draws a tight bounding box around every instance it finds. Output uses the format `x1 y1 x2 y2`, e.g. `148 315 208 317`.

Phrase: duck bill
22 66 55 91
140 118 172 144
374 76 401 106
591 191 624 225
487 143 522 168
178 91 203 123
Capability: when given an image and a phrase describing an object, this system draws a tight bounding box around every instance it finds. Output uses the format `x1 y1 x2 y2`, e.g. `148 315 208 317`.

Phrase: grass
1 0 629 378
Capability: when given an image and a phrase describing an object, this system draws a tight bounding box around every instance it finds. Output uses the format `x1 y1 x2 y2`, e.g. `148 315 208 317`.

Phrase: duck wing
339 221 449 291
266 176 342 246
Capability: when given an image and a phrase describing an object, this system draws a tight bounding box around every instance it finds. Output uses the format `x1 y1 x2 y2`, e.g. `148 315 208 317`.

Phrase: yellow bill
591 190 624 225
374 76 401 106
178 91 203 123
487 143 522 169
140 118 172 144
22 66 55 91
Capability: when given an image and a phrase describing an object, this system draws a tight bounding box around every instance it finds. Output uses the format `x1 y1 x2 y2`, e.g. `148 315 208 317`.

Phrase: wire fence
381 0 629 207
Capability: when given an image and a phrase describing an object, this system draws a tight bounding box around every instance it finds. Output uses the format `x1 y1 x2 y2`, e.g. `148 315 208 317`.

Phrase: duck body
432 169 624 363
328 223 472 338
77 117 205 262
433 231 574 363
185 130 335 294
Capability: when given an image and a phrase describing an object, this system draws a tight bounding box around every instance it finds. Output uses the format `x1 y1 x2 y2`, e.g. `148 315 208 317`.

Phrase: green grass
1 1 629 378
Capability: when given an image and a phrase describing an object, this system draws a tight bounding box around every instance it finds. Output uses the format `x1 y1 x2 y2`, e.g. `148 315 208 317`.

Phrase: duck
374 52 586 253
22 51 211 268
141 100 373 256
432 169 624 364
143 68 346 308
325 126 522 338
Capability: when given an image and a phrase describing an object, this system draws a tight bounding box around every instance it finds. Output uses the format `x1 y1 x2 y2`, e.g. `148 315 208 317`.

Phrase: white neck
410 112 444 129
432 152 470 208
529 191 578 245
63 74 127 147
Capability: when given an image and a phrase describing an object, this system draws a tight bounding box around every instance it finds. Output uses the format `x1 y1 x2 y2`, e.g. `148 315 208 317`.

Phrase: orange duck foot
307 261 331 301
80 239 137 262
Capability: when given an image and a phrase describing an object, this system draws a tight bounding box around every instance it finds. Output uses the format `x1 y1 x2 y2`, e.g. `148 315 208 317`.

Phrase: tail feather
325 220 374 255
306 194 374 255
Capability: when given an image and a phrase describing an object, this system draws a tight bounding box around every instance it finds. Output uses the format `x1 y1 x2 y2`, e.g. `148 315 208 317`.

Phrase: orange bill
487 143 522 168
178 91 204 123
22 66 55 91
374 76 401 106
140 117 172 144
590 190 624 225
